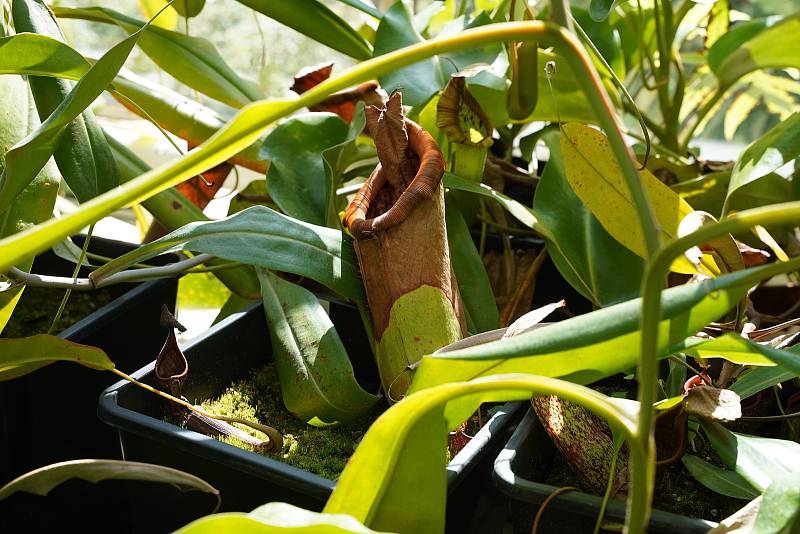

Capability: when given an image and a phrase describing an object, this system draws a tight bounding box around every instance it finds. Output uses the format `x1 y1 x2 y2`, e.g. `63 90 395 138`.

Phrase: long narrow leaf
235 0 372 60
0 335 115 380
0 16 144 214
257 270 378 425
91 206 365 302
408 267 758 426
52 6 263 107
14 0 120 204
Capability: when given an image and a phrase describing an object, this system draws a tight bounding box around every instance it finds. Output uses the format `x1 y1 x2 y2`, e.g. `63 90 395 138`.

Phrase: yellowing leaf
560 123 715 275
138 0 178 30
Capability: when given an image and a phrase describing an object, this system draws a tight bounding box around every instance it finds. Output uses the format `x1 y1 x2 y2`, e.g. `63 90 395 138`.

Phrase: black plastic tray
98 300 527 526
0 236 179 484
493 409 718 533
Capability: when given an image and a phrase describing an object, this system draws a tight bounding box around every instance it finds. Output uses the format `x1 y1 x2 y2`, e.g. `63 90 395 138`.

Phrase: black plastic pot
98 300 527 529
493 409 718 533
0 236 179 484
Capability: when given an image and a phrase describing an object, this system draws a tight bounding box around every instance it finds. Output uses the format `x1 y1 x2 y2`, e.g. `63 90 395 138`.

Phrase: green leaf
678 333 800 374
173 0 205 18
0 335 115 380
0 74 60 334
708 19 767 73
730 365 798 401
373 1 444 108
445 196 499 333
673 171 793 219
260 112 358 228
335 0 382 19
408 265 755 426
52 6 264 107
326 374 634 531
702 421 800 492
589 0 618 22
534 130 643 307
176 502 391 533
112 71 265 169
468 47 618 127
12 0 120 207
681 454 760 501
0 14 141 215
257 269 378 425
715 13 800 90
235 0 372 60
0 459 219 505
91 206 365 302
0 33 89 79
439 12 502 76
753 473 800 534
443 172 539 229
725 113 800 215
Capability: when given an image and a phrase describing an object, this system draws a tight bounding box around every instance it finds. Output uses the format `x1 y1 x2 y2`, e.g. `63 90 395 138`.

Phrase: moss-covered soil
2 286 113 338
200 362 386 480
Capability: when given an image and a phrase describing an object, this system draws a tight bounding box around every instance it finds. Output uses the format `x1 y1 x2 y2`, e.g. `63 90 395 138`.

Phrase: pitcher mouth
344 117 444 239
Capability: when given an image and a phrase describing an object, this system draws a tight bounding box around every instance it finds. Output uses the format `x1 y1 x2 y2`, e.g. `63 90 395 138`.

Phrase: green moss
2 286 113 338
200 362 385 480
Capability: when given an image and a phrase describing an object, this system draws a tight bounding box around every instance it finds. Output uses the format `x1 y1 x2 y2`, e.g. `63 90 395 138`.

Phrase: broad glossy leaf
257 270 378 425
753 473 800 534
0 459 218 503
261 110 364 229
0 335 114 380
725 113 800 215
373 1 443 108
261 113 348 227
560 122 707 275
730 365 798 401
53 6 264 107
0 15 140 215
702 421 800 492
91 206 365 302
534 130 643 306
408 266 755 425
235 0 372 60
0 33 88 80
0 74 60 334
681 454 760 500
716 13 800 90
445 196 499 333
14 0 120 205
176 502 390 533
326 374 634 531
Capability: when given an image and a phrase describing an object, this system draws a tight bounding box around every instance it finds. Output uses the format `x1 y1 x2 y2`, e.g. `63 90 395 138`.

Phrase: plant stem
637 202 800 522
4 253 215 289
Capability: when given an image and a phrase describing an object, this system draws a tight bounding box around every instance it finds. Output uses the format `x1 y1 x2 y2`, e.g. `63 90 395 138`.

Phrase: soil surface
2 286 113 338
